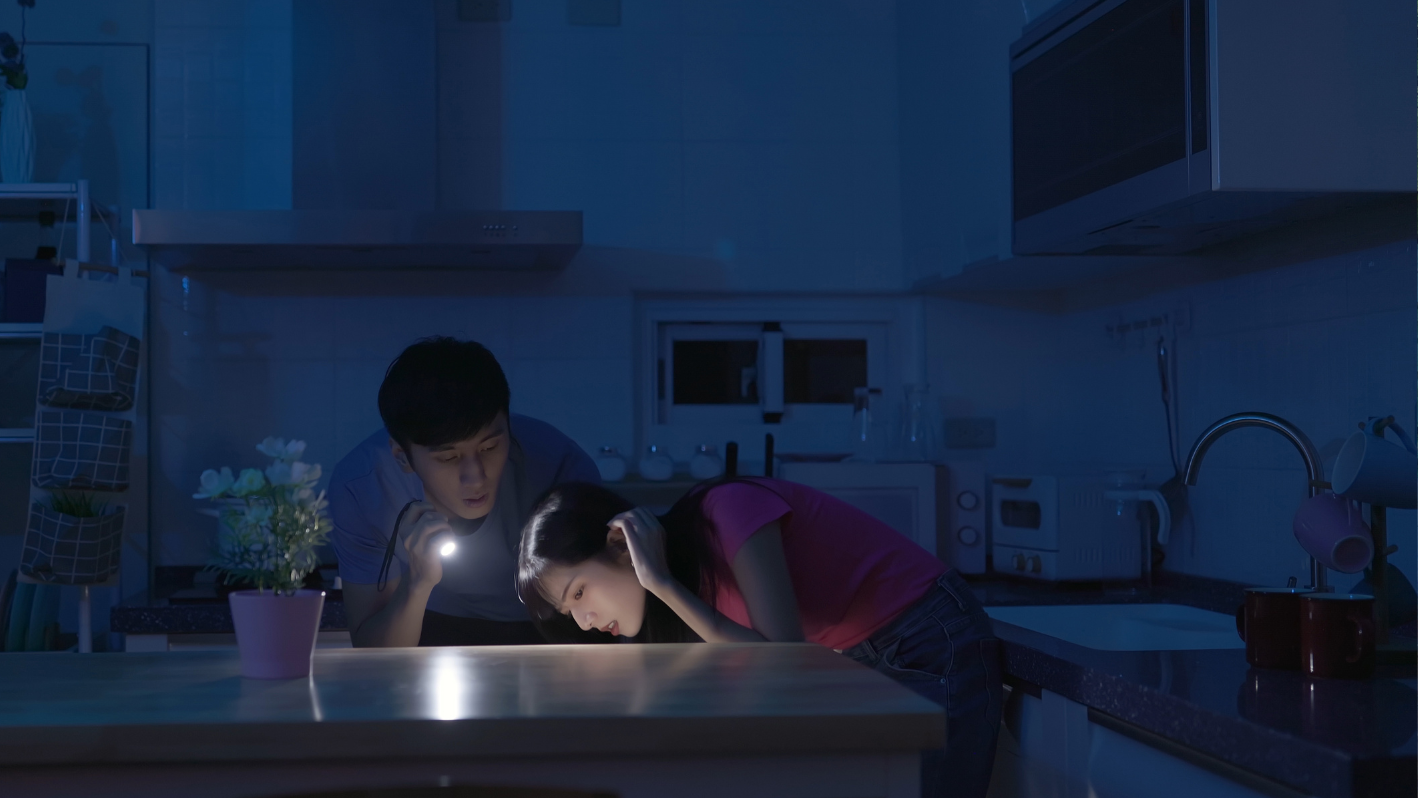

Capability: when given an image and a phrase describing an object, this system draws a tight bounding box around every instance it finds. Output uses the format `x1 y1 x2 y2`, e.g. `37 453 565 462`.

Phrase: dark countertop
110 566 347 635
966 573 1417 798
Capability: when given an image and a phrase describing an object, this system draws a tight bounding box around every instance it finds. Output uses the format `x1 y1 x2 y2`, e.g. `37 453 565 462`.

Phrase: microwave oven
1010 0 1410 257
776 461 989 574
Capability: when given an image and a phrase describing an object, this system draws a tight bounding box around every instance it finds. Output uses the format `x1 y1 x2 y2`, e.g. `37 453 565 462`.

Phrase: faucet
1182 412 1330 592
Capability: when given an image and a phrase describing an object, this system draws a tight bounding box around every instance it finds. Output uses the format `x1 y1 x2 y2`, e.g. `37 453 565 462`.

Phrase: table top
0 643 943 766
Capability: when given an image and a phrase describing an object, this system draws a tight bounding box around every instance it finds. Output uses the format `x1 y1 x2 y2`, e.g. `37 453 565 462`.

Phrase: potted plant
0 0 36 183
195 437 332 679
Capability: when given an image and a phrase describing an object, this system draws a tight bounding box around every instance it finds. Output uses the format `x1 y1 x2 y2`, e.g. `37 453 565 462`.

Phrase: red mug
1236 587 1313 669
1299 593 1376 679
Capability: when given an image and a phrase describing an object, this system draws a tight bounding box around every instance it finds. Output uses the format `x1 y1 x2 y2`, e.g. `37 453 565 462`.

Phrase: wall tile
927 238 1416 588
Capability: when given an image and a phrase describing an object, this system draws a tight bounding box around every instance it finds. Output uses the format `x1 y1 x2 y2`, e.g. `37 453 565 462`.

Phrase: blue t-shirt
328 414 598 621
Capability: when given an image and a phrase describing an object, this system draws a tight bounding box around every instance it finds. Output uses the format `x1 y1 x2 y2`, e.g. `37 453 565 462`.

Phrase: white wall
927 238 1417 589
148 0 906 565
153 0 292 210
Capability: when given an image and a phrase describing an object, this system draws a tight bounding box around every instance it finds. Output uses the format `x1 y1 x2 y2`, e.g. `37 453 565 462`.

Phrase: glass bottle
899 383 938 462
849 387 883 462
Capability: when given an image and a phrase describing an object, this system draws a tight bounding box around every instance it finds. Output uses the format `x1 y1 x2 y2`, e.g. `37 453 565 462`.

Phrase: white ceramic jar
638 445 675 482
689 444 725 480
595 446 627 482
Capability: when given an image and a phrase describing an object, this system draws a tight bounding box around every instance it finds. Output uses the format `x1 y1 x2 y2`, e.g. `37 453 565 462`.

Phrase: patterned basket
31 410 132 492
37 326 140 412
20 503 124 585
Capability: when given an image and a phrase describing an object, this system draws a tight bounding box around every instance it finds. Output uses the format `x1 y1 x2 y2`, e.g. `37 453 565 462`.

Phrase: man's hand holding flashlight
399 501 455 592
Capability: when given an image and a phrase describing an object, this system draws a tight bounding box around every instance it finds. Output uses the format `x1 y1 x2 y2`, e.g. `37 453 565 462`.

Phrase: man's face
391 412 511 520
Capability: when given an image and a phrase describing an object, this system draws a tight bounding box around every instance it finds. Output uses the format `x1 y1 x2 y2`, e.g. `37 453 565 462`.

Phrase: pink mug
1292 493 1373 574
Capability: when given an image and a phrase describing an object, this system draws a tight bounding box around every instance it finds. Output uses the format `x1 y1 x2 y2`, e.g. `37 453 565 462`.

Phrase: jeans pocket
942 620 1001 723
870 617 955 712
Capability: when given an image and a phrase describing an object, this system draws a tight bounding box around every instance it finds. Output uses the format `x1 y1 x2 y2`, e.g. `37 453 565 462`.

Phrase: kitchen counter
0 643 940 798
109 569 1416 797
967 574 1416 798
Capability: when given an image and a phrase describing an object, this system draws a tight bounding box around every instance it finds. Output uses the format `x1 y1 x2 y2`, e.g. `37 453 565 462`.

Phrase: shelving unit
0 180 106 263
0 180 128 655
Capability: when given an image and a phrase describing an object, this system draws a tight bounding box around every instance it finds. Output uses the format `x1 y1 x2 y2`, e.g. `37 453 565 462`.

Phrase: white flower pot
1 87 35 184
229 589 326 679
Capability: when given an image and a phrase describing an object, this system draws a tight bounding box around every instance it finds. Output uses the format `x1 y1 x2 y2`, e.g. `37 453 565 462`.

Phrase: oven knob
1027 556 1042 574
957 491 980 512
957 526 979 546
1012 553 1025 571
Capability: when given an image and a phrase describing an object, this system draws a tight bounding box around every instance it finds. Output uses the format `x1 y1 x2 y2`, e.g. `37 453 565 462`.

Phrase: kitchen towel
3 581 33 652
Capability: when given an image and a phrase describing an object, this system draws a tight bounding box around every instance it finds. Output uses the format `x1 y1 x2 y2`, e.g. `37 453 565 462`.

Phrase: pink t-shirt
700 478 948 650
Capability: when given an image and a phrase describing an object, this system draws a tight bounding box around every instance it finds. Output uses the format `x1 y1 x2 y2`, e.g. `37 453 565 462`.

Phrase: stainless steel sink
986 604 1244 651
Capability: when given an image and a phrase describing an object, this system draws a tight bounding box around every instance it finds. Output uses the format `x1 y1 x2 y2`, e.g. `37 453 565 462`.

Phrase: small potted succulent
195 437 332 679
1 0 36 183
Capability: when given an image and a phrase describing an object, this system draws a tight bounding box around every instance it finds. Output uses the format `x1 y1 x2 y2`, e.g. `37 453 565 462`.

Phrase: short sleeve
328 462 394 585
701 483 792 564
556 440 601 485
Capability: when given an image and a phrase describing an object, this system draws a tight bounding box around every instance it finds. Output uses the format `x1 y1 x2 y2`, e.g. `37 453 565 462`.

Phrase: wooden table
0 643 943 798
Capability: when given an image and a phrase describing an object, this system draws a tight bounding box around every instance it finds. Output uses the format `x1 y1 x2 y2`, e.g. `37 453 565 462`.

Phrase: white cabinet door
777 462 943 556
995 687 1310 798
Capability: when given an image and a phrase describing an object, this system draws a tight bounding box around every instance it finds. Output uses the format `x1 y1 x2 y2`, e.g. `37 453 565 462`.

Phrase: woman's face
543 553 647 638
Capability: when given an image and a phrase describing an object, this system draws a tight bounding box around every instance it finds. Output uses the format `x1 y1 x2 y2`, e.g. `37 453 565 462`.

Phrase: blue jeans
842 571 1003 798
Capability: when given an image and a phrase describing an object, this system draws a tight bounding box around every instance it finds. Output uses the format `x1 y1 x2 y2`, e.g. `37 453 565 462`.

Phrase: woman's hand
610 507 674 594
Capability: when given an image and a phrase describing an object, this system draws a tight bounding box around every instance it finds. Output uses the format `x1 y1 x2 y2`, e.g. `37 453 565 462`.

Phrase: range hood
132 210 582 270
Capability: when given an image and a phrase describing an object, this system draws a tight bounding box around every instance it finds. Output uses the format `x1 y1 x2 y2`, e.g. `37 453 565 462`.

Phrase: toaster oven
990 475 1165 582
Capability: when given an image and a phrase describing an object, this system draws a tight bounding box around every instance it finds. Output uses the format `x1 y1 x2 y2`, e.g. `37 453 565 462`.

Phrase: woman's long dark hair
517 480 734 643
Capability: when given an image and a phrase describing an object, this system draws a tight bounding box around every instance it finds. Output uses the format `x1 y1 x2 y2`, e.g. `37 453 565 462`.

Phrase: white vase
1 88 35 184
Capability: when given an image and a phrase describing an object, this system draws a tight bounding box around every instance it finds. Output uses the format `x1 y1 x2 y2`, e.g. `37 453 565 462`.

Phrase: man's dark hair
378 337 511 450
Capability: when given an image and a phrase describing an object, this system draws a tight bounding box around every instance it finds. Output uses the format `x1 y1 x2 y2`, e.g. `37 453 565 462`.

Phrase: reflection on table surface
0 642 940 727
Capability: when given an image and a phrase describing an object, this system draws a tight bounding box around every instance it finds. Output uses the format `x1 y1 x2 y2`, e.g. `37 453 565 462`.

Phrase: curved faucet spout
1182 412 1324 496
1182 411 1329 591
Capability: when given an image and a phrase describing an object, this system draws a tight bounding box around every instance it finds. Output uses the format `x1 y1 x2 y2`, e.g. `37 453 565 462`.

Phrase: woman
517 478 1002 798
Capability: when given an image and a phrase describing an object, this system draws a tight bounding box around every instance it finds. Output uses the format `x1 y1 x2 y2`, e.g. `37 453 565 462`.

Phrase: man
329 337 599 646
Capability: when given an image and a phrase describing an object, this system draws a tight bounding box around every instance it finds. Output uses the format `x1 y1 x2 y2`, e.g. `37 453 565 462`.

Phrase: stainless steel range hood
132 210 582 271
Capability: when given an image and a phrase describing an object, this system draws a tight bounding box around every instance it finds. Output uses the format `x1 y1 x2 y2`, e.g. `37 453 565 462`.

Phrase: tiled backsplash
928 238 1416 589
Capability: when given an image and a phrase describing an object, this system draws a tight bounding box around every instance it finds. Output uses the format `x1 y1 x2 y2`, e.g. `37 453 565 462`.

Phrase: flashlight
440 540 457 557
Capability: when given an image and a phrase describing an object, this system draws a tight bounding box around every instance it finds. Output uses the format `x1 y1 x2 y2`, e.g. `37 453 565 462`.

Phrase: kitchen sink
986 603 1245 651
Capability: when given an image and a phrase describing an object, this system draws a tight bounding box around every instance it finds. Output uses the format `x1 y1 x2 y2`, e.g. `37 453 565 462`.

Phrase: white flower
193 467 235 499
265 460 293 486
243 503 274 527
292 461 320 484
257 437 307 463
229 468 267 497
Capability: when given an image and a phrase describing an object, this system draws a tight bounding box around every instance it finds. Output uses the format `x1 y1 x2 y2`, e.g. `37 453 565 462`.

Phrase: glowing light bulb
440 540 457 557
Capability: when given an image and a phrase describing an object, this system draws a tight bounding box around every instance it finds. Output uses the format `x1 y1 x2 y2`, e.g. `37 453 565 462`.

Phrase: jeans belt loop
938 571 968 613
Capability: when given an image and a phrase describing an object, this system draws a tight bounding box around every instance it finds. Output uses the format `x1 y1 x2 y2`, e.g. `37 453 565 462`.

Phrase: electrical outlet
459 0 511 22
